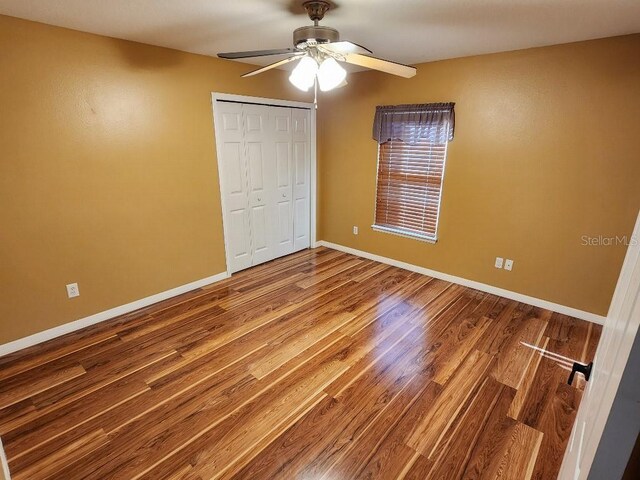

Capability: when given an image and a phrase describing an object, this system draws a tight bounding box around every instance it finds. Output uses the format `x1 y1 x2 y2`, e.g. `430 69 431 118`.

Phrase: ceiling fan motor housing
293 25 339 48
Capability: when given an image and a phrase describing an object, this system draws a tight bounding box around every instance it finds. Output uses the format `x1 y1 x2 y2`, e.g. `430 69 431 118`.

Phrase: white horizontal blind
374 125 450 241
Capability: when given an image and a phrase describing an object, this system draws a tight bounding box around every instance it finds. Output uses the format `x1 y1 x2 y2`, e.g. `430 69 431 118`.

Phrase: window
372 103 455 242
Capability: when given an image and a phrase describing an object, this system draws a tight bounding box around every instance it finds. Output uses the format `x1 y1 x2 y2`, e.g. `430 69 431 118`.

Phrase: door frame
211 92 317 275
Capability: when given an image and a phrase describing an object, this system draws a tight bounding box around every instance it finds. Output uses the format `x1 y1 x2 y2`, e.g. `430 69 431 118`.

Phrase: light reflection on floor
368 298 427 384
520 341 575 372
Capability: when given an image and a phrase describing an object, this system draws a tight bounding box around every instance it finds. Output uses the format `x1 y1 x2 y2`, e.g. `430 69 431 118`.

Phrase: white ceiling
1 0 639 67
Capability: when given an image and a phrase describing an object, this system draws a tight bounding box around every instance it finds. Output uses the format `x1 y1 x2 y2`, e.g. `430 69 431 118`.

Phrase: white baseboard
317 241 606 325
0 241 605 358
0 271 229 358
0 436 10 480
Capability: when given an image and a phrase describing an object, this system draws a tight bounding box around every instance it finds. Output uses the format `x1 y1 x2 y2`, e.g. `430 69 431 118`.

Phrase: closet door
292 109 311 251
272 108 295 257
216 101 310 274
216 102 252 273
244 104 277 265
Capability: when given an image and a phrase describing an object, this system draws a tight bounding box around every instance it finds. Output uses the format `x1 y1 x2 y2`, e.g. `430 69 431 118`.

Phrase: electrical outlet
353 226 359 235
504 259 514 271
495 257 504 269
66 283 80 298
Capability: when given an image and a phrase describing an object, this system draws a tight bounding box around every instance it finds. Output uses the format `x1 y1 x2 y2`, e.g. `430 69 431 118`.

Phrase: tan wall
0 15 308 344
318 35 640 316
1 15 638 347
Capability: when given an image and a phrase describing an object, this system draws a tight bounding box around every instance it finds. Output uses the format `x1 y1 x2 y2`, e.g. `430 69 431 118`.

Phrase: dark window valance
372 102 455 145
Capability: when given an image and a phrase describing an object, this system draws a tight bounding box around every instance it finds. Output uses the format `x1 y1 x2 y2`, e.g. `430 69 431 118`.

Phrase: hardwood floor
0 247 601 480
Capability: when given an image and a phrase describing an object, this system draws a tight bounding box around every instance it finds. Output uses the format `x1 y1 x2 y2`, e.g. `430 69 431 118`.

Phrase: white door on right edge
558 211 640 480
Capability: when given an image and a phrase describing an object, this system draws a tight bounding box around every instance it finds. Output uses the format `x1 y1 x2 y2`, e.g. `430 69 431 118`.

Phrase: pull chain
314 77 318 109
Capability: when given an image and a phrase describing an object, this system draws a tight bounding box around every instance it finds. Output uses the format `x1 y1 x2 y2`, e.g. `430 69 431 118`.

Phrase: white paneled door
559 211 640 480
215 101 311 274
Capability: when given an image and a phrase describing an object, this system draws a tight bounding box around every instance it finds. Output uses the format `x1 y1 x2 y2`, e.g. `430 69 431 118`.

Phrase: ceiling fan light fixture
317 57 347 91
289 56 318 91
220 0 417 92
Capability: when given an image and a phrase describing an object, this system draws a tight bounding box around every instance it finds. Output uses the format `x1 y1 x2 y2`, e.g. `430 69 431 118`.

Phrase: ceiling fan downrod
303 1 331 25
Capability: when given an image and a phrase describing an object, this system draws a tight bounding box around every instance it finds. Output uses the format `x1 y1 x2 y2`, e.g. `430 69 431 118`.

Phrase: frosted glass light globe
317 57 347 92
289 56 318 91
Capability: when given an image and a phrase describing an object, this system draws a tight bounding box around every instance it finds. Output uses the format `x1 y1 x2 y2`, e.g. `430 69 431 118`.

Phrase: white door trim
211 93 317 275
0 436 11 480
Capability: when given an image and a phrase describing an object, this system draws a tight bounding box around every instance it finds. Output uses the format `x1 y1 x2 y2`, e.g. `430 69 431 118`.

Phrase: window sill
371 225 437 244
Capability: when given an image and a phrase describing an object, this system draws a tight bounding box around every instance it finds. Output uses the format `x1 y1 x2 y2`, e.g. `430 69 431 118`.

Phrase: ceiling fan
218 0 416 93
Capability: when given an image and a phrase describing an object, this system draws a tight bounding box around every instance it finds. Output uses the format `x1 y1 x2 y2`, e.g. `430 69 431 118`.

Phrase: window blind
373 116 452 242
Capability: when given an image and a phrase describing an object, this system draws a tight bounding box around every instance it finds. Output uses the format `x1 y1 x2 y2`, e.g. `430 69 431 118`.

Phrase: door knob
282 193 287 198
257 197 262 202
568 361 593 385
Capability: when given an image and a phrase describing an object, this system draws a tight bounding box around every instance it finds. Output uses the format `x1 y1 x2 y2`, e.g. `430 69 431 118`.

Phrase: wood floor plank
355 380 443 480
529 382 582 480
11 428 109 480
461 383 518 480
318 375 433 480
491 316 549 389
516 336 584 429
406 349 495 458
427 377 505 479
3 375 150 460
476 302 535 356
403 452 435 480
0 247 602 480
483 422 543 480
0 334 120 382
0 363 87 410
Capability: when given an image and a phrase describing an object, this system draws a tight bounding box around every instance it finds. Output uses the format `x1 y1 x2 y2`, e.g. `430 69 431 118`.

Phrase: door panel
277 202 292 244
244 104 276 266
246 139 272 264
276 142 290 188
275 114 290 133
273 109 294 256
229 208 251 259
251 205 268 255
245 112 263 132
247 142 265 191
292 109 311 250
217 103 252 273
223 143 244 194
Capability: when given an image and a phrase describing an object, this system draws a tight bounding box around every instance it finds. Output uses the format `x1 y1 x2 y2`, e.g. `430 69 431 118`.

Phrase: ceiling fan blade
318 41 372 55
343 53 417 78
241 55 304 77
218 48 298 59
